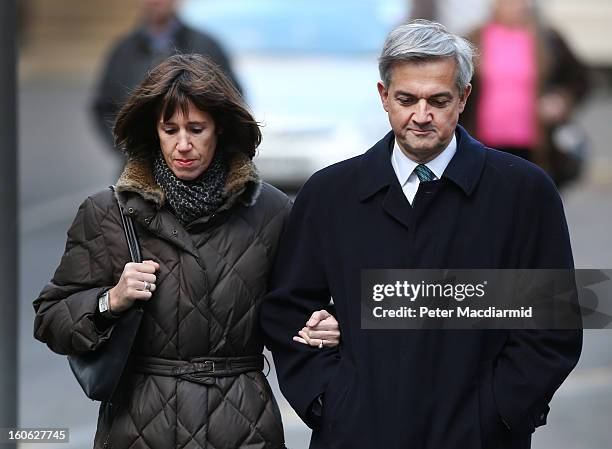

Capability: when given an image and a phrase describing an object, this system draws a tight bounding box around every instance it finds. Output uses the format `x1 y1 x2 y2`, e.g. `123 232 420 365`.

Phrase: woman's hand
108 260 159 314
293 310 341 348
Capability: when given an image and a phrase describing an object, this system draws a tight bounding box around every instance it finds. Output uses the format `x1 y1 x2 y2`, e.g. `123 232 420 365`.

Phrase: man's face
377 58 471 163
143 0 178 24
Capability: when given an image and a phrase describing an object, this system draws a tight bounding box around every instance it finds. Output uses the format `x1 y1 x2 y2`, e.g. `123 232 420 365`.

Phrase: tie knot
414 164 435 182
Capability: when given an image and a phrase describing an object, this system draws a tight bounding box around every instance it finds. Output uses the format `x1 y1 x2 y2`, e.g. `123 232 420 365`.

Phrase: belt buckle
201 360 215 373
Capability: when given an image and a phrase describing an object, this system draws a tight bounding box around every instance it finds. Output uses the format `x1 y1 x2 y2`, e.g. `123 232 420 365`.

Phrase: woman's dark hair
114 53 261 159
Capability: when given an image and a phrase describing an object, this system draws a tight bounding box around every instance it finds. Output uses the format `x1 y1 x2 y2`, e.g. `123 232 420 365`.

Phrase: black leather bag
68 187 144 401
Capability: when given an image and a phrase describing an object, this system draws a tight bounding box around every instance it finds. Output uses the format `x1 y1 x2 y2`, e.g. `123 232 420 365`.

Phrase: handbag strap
109 186 142 263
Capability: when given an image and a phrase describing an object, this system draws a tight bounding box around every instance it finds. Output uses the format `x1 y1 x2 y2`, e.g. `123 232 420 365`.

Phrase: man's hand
293 310 341 348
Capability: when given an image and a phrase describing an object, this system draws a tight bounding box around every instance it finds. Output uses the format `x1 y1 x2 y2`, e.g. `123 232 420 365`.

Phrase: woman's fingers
306 309 331 327
298 329 312 344
292 328 339 348
292 336 309 345
132 272 157 284
143 260 160 270
131 290 154 300
301 330 340 341
127 278 156 293
308 314 339 332
124 263 158 294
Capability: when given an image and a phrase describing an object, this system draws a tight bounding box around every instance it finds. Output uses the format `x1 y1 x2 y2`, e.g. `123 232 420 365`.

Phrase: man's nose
176 131 191 152
413 99 432 124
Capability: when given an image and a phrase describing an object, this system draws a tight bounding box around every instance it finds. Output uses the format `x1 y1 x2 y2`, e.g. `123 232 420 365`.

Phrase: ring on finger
318 340 324 349
143 281 151 292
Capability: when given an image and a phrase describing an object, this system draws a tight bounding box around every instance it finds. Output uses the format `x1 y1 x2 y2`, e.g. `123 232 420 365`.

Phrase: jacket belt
133 355 264 380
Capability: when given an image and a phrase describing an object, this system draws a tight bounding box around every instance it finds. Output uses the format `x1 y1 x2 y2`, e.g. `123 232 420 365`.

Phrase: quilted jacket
33 150 292 449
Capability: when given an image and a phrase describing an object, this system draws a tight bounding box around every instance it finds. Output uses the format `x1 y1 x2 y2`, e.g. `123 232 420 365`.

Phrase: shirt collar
143 17 181 51
358 125 487 201
391 133 457 186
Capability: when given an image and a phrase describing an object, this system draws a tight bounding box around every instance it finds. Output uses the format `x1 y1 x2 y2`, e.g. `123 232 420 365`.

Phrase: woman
33 54 339 449
461 0 589 188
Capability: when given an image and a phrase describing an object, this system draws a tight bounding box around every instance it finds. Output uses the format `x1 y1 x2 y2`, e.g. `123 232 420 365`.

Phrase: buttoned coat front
261 126 582 449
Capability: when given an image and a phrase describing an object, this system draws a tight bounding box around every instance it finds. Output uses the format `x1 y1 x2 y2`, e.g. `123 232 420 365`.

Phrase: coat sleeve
482 171 582 441
260 179 340 428
90 43 124 149
33 197 119 356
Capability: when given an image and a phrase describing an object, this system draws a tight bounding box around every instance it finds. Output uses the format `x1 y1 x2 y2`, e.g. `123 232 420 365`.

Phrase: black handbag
68 187 144 401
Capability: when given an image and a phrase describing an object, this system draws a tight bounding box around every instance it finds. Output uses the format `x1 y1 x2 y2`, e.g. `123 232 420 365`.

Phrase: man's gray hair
378 20 476 92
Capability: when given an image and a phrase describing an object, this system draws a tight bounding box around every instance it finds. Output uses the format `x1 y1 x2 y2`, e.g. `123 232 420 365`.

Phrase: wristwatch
98 290 119 319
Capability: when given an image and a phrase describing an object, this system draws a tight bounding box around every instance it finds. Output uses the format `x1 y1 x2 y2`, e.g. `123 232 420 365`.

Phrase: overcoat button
128 207 134 214
172 229 178 236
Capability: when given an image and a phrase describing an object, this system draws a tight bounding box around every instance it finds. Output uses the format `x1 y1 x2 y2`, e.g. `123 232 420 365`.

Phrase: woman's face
157 101 218 181
494 0 532 26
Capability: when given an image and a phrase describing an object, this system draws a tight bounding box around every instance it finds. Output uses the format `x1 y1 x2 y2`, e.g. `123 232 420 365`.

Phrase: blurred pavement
18 79 612 449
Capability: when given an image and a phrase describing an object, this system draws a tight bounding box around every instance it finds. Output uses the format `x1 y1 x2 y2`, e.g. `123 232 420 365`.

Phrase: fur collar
115 151 261 211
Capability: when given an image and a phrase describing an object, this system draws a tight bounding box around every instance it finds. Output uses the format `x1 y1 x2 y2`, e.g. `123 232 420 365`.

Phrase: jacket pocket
320 360 353 441
478 362 508 449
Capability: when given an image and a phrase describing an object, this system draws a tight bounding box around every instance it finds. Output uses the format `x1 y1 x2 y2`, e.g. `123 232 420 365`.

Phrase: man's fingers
306 309 331 327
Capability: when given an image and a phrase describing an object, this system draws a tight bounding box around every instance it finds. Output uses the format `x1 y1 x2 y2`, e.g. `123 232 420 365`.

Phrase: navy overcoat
261 126 582 449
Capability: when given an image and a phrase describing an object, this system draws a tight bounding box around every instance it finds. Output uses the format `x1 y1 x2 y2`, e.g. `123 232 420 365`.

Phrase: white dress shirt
390 133 457 205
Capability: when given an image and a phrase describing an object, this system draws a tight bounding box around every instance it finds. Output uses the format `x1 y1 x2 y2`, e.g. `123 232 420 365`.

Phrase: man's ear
458 83 472 113
377 81 390 112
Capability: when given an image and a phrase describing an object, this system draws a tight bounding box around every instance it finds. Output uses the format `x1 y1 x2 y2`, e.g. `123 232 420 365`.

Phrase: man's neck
146 16 176 36
397 143 448 165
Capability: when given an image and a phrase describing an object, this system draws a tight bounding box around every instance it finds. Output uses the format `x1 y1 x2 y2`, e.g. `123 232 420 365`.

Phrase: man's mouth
409 129 434 136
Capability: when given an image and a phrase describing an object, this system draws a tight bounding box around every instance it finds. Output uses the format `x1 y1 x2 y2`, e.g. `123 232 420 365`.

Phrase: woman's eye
190 127 204 134
163 128 177 134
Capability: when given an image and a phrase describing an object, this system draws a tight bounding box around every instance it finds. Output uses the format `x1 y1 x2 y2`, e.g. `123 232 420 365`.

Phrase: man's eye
430 99 451 108
398 97 416 105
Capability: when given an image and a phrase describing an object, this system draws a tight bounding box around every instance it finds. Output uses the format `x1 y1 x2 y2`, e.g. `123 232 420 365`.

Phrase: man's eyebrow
394 91 454 98
428 92 454 99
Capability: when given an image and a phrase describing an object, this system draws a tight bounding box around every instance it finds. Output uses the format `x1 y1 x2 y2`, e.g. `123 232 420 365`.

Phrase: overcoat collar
114 151 261 213
357 125 486 201
113 151 261 261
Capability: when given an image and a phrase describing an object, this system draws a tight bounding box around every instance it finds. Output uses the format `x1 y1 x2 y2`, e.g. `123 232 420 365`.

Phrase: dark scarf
153 150 228 225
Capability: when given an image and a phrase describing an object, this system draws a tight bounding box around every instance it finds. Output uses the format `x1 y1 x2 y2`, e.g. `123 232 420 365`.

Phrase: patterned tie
414 164 435 182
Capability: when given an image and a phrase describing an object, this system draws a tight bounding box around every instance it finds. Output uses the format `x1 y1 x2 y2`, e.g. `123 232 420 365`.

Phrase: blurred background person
91 0 242 165
460 0 590 189
409 0 491 37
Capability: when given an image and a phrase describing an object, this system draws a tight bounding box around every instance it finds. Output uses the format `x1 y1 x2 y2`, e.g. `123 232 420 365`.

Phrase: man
91 0 242 154
260 20 582 449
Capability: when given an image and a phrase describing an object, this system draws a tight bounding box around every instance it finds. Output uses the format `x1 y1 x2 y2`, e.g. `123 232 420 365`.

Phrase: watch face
98 292 109 313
